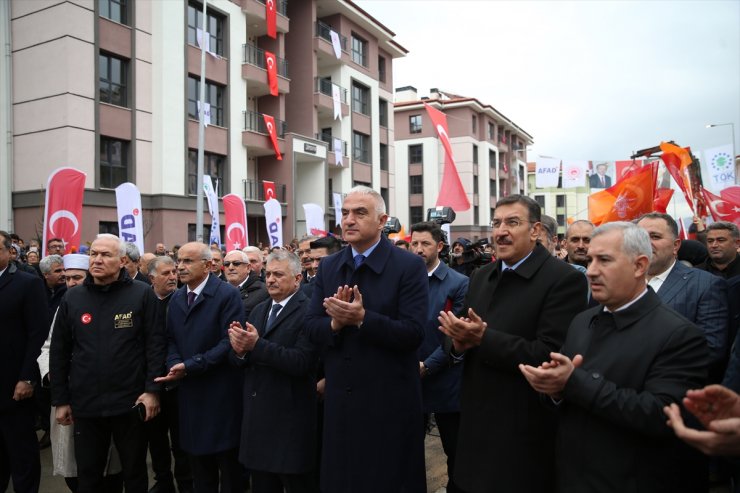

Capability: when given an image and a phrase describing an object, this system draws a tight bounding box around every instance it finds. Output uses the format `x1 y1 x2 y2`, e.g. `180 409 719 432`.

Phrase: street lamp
705 123 737 181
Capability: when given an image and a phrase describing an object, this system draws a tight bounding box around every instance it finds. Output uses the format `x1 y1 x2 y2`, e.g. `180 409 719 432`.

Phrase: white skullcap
63 253 89 271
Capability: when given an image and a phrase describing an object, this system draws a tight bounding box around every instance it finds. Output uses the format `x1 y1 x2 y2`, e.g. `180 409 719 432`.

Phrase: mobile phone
132 402 146 422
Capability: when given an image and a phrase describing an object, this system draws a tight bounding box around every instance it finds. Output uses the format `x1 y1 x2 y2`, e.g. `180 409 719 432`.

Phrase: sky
355 0 740 162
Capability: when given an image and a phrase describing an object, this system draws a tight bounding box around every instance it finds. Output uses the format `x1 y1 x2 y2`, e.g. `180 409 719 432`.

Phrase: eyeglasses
223 261 246 267
492 218 531 229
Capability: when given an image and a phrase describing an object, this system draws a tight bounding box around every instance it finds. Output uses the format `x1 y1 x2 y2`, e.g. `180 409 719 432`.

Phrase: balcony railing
315 20 347 51
254 0 288 16
242 43 289 78
314 77 347 103
243 110 287 137
316 133 348 156
243 178 286 202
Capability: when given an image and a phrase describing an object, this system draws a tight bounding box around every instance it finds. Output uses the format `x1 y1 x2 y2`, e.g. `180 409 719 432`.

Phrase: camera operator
449 238 493 277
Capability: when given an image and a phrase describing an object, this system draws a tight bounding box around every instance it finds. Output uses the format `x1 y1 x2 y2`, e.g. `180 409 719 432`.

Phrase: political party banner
43 167 86 256
223 194 248 250
203 175 221 247
588 162 657 225
303 203 325 236
702 144 735 193
263 198 283 248
535 157 560 188
115 182 144 254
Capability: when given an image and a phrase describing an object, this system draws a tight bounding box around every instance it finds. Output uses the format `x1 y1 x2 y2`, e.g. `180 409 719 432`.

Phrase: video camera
383 216 401 236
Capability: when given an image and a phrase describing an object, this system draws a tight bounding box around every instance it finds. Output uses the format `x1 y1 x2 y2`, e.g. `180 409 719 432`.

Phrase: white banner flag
197 101 211 126
535 157 561 188
333 137 343 166
196 28 217 58
263 198 283 248
115 182 144 254
329 30 342 59
203 175 221 247
303 203 325 236
332 192 343 227
331 84 342 121
702 144 735 193
562 160 589 189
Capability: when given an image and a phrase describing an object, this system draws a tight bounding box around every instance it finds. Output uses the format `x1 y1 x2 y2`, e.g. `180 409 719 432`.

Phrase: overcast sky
356 0 740 162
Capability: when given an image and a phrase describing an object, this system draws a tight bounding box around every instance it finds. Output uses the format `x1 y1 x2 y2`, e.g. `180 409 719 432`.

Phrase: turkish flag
262 180 276 201
43 167 87 256
588 162 656 225
223 194 249 250
660 142 695 211
615 159 643 183
423 103 470 211
703 188 740 227
653 188 674 214
265 51 278 96
266 0 277 39
262 114 282 160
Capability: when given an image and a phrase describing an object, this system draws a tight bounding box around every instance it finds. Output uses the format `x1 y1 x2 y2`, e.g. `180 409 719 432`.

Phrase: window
409 206 424 225
379 99 388 127
489 150 497 168
380 187 389 209
187 3 225 56
99 53 127 107
473 175 479 194
379 143 389 171
472 114 477 133
188 76 225 126
188 150 225 195
409 175 423 194
474 206 479 225
556 195 565 208
188 224 225 242
473 144 478 165
352 132 370 163
100 137 129 189
488 122 495 140
409 115 422 134
557 214 565 227
99 221 119 235
408 144 423 164
490 179 497 197
378 55 386 82
351 81 369 116
351 34 368 67
535 195 545 209
100 0 127 24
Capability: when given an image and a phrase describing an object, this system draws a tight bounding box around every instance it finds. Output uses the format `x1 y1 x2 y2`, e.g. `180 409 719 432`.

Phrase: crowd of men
2 185 740 493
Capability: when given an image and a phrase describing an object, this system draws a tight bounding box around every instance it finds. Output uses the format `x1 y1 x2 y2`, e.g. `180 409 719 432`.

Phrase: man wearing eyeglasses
439 195 588 493
224 250 269 320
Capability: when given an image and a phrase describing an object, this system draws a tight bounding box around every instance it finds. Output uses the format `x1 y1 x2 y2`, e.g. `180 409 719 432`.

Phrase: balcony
314 77 349 120
242 110 287 157
242 0 289 37
314 20 348 67
317 132 348 167
241 43 290 97
243 178 286 202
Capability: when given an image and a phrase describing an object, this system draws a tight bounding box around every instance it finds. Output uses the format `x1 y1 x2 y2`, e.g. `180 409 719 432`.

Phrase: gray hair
147 255 175 276
592 221 652 262
266 250 302 276
124 242 141 262
225 250 249 262
95 234 126 256
707 221 739 240
347 185 386 215
243 246 261 255
565 220 595 238
39 254 63 274
195 242 213 261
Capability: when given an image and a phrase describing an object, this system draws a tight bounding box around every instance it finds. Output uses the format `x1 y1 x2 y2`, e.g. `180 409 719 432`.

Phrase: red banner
266 0 277 39
423 103 470 211
262 180 276 201
615 159 643 183
703 188 740 227
43 167 87 256
265 51 278 96
653 188 674 213
588 162 656 226
223 194 249 251
263 114 282 160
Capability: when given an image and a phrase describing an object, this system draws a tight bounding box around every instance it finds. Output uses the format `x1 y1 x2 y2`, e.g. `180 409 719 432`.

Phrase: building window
409 206 424 225
99 53 128 107
187 2 225 56
352 131 370 163
379 143 389 171
100 137 129 189
535 195 545 209
353 180 371 188
474 206 479 225
351 81 369 116
187 76 225 126
408 144 423 164
409 175 423 194
556 194 565 208
99 221 120 235
188 150 225 195
473 144 478 165
409 115 422 134
557 214 565 227
378 99 388 127
351 34 368 67
380 187 389 209
489 149 497 168
378 55 386 82
488 122 495 140
473 175 479 195
490 179 497 197
188 224 225 242
472 114 477 133
99 0 127 24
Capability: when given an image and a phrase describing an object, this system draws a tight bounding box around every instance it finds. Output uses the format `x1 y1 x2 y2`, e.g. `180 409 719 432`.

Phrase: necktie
187 291 196 307
601 176 605 187
266 304 282 331
353 254 365 269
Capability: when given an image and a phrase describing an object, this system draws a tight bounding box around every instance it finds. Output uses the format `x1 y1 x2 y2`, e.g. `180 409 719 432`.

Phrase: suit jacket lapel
263 292 304 338
0 264 15 292
657 263 688 305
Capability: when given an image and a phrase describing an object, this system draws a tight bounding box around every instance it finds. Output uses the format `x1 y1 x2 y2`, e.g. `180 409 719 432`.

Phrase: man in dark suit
155 242 244 493
589 163 612 188
439 195 588 493
228 250 318 493
699 221 740 279
223 249 268 320
520 221 709 493
0 231 48 493
305 186 428 493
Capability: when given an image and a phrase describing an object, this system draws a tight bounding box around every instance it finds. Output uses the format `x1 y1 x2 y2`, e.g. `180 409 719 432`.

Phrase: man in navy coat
305 186 429 493
156 242 244 493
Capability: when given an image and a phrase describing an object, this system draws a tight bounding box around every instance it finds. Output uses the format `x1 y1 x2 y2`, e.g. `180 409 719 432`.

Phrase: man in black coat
223 250 269 320
520 222 709 493
439 195 587 493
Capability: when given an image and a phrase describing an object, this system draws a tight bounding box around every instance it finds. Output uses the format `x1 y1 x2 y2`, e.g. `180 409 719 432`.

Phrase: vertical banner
266 0 277 38
203 175 221 247
303 203 326 236
265 51 278 97
43 167 86 256
702 144 735 193
535 157 560 188
263 198 283 248
332 192 343 227
331 84 342 121
197 101 211 126
223 194 248 250
329 30 342 59
424 102 471 211
562 160 589 188
262 114 282 160
262 180 277 201
333 137 343 166
115 182 144 254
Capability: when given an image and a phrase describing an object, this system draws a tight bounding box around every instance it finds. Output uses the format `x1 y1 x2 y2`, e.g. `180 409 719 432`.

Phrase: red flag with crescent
265 51 278 96
266 0 277 38
223 194 249 251
262 180 276 202
263 114 282 160
423 103 470 212
588 161 656 225
703 188 740 227
43 167 86 256
660 142 695 212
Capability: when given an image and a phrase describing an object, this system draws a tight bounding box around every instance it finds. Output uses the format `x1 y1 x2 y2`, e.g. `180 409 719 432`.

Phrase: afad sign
115 183 144 253
263 198 283 247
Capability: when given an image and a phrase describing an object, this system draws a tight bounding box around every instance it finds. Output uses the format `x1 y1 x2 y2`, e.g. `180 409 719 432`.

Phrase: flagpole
195 0 208 243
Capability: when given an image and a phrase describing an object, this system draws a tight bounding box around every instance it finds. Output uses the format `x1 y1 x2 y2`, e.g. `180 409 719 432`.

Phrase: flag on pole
266 0 277 38
302 203 325 237
203 176 221 247
43 167 86 256
263 180 277 201
115 182 144 254
265 51 278 96
702 188 740 227
660 142 695 212
263 114 282 160
223 194 248 250
653 187 674 214
562 160 589 189
535 157 560 188
588 162 656 225
263 198 283 248
424 103 470 211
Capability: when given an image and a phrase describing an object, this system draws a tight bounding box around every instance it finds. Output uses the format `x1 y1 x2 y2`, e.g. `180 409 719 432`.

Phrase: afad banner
263 198 283 248
115 182 144 254
223 194 248 251
43 167 86 255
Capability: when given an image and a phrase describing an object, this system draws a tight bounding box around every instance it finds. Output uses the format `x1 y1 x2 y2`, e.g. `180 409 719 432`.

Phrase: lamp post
706 123 737 184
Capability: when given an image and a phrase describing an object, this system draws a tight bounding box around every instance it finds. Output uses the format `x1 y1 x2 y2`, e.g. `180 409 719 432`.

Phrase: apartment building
526 162 591 238
1 0 404 249
394 88 533 241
